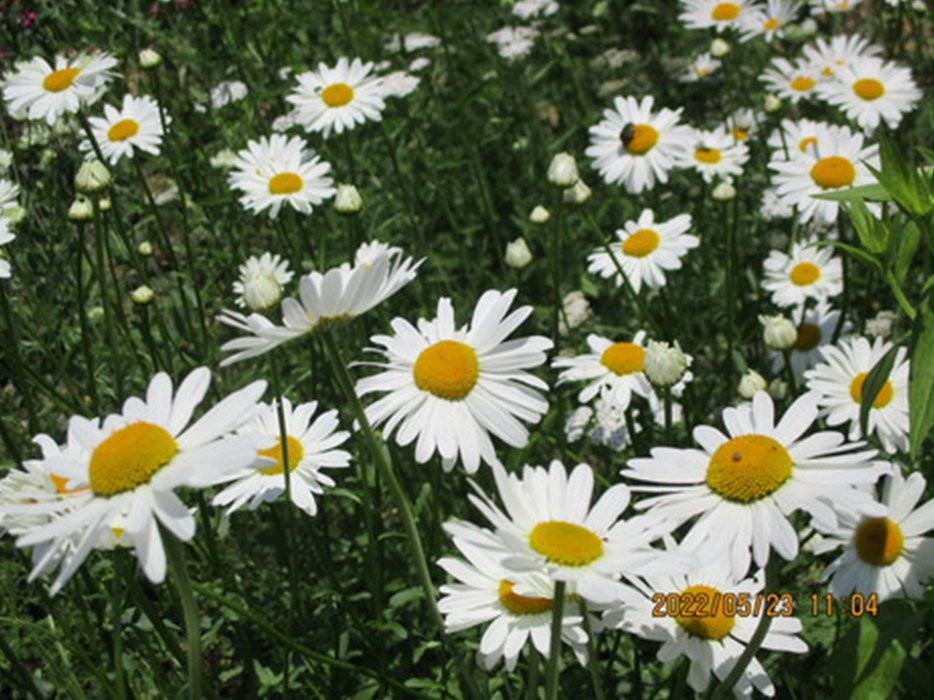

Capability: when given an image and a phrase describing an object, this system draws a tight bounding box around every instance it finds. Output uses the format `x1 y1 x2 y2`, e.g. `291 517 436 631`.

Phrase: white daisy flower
801 33 882 79
623 391 888 578
213 399 350 517
679 0 755 32
679 53 722 83
355 289 552 474
2 52 117 125
725 108 761 143
768 123 879 225
771 302 846 379
464 460 683 605
80 94 166 164
814 470 934 601
809 0 863 14
766 118 825 161
6 368 268 593
381 70 420 98
761 239 843 310
586 95 692 194
486 26 540 62
739 0 801 42
818 57 921 132
233 252 293 312
438 522 588 672
761 187 794 221
553 332 654 412
678 126 750 184
512 0 559 20
607 556 807 698
228 134 335 219
804 336 910 453
219 241 421 365
587 210 699 294
0 218 14 279
287 58 386 137
760 58 822 103
209 80 248 109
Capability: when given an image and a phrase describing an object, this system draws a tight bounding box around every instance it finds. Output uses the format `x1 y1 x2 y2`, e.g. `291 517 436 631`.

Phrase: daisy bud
67 197 93 222
529 205 551 224
131 285 155 305
243 270 284 312
759 314 797 350
139 48 162 69
711 182 736 201
75 160 112 194
738 370 768 400
764 94 782 113
768 378 789 400
505 237 533 268
710 39 730 58
98 198 112 212
800 18 818 35
334 184 363 214
4 205 26 226
547 152 580 188
643 340 689 388
138 241 154 257
558 290 592 335
562 179 592 206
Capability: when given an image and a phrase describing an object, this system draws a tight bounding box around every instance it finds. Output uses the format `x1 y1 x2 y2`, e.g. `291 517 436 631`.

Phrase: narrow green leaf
844 200 887 254
812 183 892 203
909 301 934 458
815 240 882 272
859 345 898 438
894 221 920 286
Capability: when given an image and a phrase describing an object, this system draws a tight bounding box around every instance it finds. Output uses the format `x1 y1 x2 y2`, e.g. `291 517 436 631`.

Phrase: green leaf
909 301 934 458
815 240 883 273
859 345 899 438
813 183 893 203
893 221 921 286
832 600 921 700
844 199 888 254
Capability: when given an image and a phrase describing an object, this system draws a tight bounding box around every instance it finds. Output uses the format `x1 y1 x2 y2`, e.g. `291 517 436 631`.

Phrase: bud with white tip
334 184 363 214
764 94 782 113
710 38 730 57
67 197 93 222
563 179 592 206
529 205 551 224
711 182 736 201
98 197 112 212
234 253 293 313
759 314 797 350
738 370 768 400
547 152 580 188
768 378 789 400
138 241 154 257
131 285 155 305
139 48 162 69
505 237 533 268
75 160 112 193
643 340 690 388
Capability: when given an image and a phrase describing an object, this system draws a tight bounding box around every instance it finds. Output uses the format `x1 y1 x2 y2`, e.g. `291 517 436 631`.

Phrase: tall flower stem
74 223 101 411
321 332 485 700
91 199 125 398
111 553 127 700
544 581 566 700
709 611 772 700
163 530 204 700
580 600 606 700
526 643 541 700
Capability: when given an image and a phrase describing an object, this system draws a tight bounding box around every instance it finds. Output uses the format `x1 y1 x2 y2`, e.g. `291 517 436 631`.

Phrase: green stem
544 581 566 700
0 633 45 699
580 600 606 700
111 554 126 700
709 610 772 700
163 530 204 700
74 223 101 411
526 643 540 700
91 199 125 398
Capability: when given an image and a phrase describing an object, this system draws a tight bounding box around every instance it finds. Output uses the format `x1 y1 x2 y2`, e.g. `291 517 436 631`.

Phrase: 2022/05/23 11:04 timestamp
651 592 880 618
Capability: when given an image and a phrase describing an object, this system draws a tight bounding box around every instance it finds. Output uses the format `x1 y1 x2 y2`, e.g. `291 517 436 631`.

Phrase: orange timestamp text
651 592 880 618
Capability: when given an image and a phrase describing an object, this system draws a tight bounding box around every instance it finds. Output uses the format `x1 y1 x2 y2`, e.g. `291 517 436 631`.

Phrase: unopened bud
764 94 782 113
334 184 363 214
643 340 690 388
710 39 730 57
98 197 112 212
67 197 93 222
75 160 112 193
131 285 155 305
738 370 768 400
138 241 154 256
139 48 162 69
759 314 797 350
547 152 580 188
562 179 592 206
712 182 736 201
529 205 551 224
505 237 533 268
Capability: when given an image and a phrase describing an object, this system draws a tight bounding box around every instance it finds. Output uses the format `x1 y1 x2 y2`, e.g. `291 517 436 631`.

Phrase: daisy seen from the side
233 252 293 312
622 391 889 578
354 289 552 473
587 209 699 294
287 58 386 137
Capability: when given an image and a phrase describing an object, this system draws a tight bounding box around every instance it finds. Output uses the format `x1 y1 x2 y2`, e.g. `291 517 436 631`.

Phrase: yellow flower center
600 342 645 376
706 435 793 503
794 322 821 351
810 156 856 190
733 128 749 141
763 17 779 30
43 67 81 93
498 580 553 616
622 228 660 258
675 584 736 640
823 66 835 78
790 262 821 286
694 147 722 165
89 422 178 496
268 172 304 195
321 83 355 107
791 76 816 92
257 436 305 475
529 521 604 567
624 124 659 155
711 2 741 21
853 78 885 101
107 119 140 142
413 340 480 400
849 372 894 408
799 136 817 153
854 517 903 566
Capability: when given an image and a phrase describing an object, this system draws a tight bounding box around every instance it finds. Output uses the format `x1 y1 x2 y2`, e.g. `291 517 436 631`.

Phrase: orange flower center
854 517 903 566
413 340 480 400
498 580 553 615
790 262 821 286
849 373 894 408
107 119 140 142
711 3 741 21
810 156 856 190
43 67 81 93
268 172 303 195
257 436 305 475
600 342 645 376
624 124 659 155
853 78 885 101
622 228 660 258
322 83 355 107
